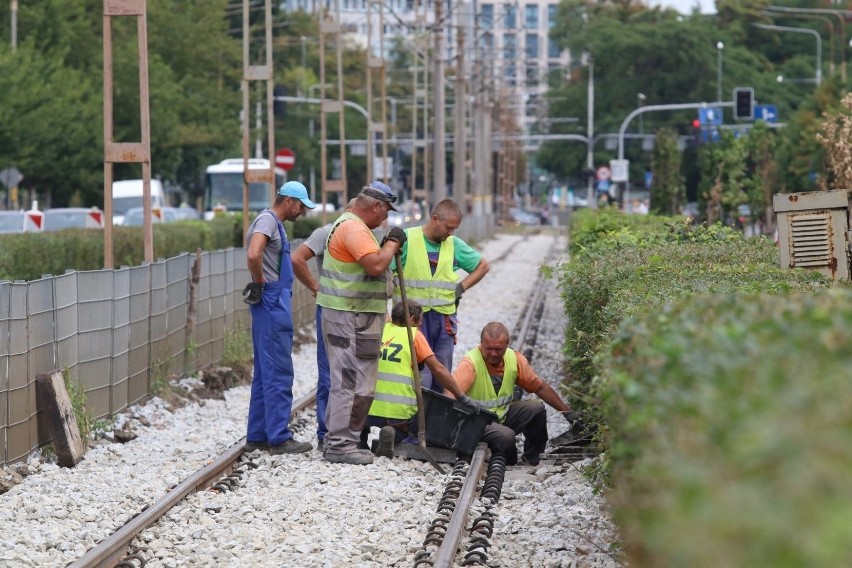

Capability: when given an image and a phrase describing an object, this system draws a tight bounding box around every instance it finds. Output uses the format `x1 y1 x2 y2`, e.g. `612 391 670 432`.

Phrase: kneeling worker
453 322 585 466
365 300 479 457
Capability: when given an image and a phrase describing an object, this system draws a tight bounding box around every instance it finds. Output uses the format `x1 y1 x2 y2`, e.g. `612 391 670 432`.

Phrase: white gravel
0 230 622 567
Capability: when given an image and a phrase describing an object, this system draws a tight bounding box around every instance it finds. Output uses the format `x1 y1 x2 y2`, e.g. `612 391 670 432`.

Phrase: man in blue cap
242 181 316 455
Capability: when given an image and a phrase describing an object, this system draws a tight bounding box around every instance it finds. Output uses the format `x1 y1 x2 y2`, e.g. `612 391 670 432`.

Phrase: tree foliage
650 128 684 214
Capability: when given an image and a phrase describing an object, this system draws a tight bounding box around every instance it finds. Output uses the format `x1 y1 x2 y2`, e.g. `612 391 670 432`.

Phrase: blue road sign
698 107 724 126
754 104 778 123
754 105 778 122
701 128 721 143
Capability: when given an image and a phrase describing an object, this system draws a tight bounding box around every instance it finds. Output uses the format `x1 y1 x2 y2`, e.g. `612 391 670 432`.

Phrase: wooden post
36 371 86 468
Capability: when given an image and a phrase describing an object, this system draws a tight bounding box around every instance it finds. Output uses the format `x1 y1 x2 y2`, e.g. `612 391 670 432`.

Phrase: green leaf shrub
604 290 852 567
0 215 322 281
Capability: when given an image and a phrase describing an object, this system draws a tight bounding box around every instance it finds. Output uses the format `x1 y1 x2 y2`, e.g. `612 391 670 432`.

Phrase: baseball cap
360 181 399 212
278 181 316 209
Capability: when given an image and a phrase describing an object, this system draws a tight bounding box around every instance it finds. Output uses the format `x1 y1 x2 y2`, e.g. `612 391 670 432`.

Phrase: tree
650 128 685 214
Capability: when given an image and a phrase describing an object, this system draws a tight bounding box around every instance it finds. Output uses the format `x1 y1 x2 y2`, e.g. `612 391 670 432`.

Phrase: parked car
507 207 541 226
122 206 179 226
43 207 105 231
171 206 201 221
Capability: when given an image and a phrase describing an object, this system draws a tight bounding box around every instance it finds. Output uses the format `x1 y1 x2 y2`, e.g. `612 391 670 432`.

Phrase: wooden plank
36 371 86 467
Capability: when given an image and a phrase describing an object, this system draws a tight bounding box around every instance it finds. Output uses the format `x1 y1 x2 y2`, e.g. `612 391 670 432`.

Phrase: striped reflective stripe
372 391 417 406
318 285 389 300
323 269 385 283
377 371 411 384
403 278 456 290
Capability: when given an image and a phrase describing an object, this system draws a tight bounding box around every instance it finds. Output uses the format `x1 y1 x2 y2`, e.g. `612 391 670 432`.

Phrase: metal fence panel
128 265 151 405
112 267 131 411
195 252 214 368
28 278 57 451
149 260 169 376
7 282 32 462
76 271 114 418
54 272 79 379
166 254 190 375
0 281 10 464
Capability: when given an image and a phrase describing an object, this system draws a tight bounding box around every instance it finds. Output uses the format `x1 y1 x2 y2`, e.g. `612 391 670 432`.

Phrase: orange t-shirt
327 217 380 262
413 329 434 363
453 349 543 394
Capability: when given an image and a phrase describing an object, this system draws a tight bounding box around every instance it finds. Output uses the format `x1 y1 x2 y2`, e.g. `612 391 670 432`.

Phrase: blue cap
360 181 399 212
278 181 316 209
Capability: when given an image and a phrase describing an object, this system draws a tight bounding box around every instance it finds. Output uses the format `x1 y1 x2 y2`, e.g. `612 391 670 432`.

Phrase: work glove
242 282 263 305
458 394 485 411
381 226 407 248
454 282 465 302
562 411 586 433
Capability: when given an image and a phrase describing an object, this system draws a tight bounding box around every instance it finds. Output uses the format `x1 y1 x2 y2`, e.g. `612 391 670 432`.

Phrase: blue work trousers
418 309 457 393
315 304 330 442
247 279 295 446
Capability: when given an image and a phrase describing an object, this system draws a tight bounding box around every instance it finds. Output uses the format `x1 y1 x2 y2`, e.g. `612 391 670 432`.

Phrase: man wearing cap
242 181 316 455
395 198 490 392
317 181 406 465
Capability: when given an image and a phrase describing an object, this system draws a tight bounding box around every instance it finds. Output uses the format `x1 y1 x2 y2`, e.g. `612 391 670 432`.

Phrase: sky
647 0 717 14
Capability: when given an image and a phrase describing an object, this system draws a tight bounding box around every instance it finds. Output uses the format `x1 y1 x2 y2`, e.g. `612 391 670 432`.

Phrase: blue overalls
246 213 296 446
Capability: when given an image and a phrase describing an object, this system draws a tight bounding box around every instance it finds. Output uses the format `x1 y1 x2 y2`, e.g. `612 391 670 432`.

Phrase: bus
203 158 285 220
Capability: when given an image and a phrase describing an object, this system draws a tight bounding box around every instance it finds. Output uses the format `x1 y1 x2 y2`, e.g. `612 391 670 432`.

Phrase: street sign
0 166 23 189
610 159 629 183
275 148 296 171
698 107 723 126
754 104 778 123
596 166 611 181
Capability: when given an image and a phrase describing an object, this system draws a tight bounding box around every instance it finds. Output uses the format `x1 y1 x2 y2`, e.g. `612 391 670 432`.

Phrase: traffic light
274 85 287 116
733 87 754 121
691 118 702 129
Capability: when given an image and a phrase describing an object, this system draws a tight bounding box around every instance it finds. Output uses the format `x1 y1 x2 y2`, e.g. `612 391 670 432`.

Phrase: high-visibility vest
465 348 518 421
317 212 389 313
395 227 458 314
369 322 418 420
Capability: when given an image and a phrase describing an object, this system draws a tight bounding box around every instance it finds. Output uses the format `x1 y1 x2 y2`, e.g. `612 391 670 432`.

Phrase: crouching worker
453 322 584 466
364 300 479 458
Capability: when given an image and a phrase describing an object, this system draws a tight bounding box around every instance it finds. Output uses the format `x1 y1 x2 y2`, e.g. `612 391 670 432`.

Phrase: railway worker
242 181 316 455
453 322 586 466
394 198 490 393
364 300 481 458
291 199 356 452
317 181 406 465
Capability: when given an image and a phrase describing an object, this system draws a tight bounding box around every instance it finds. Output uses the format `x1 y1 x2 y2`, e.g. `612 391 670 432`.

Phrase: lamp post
716 41 724 102
11 0 17 52
637 93 646 134
300 36 307 97
754 23 822 86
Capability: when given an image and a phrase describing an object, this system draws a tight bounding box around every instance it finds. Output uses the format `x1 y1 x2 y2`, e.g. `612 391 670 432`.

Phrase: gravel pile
0 230 622 567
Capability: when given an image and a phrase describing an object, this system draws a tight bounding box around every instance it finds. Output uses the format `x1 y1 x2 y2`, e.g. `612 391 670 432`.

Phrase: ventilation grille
790 213 832 267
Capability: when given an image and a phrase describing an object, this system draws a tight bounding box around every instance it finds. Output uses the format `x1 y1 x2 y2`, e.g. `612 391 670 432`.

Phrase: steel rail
431 443 489 568
429 235 557 566
68 389 318 568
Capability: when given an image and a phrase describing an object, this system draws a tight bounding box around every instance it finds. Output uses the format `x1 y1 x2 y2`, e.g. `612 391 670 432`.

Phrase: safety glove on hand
561 411 586 433
457 394 485 411
381 227 407 248
454 282 465 301
242 282 263 305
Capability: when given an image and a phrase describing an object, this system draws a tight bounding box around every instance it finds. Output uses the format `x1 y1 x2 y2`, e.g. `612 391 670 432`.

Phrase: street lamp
637 93 646 134
300 36 307 98
753 23 822 86
716 41 724 103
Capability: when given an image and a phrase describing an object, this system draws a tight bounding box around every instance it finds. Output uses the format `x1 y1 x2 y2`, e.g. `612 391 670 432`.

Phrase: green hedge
560 209 827 394
605 290 852 566
0 214 326 281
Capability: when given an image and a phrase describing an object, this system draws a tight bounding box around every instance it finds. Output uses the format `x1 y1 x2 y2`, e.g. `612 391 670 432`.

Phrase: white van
112 179 165 225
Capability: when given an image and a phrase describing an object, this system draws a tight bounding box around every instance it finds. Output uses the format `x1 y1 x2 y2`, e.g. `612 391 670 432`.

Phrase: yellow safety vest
465 348 518 421
395 226 458 314
317 212 389 313
369 322 418 419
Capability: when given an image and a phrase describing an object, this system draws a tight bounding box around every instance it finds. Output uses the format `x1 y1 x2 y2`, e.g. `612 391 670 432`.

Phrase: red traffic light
692 118 702 129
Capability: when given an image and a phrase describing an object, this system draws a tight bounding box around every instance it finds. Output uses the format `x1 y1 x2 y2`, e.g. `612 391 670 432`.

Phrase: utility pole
10 0 17 52
586 54 595 209
432 0 447 202
453 27 467 204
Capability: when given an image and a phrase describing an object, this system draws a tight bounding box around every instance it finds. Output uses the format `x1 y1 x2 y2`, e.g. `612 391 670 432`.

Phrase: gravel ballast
0 230 622 567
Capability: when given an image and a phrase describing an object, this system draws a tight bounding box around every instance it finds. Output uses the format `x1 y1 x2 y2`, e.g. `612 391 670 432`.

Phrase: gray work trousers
481 399 548 465
321 308 384 455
